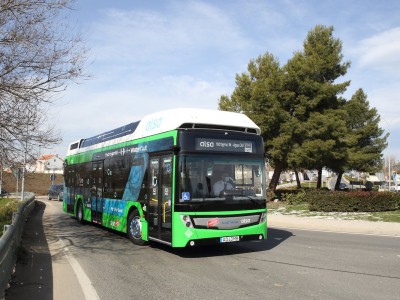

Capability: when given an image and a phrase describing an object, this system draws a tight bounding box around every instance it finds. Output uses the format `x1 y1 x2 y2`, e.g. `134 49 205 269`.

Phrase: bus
63 108 267 247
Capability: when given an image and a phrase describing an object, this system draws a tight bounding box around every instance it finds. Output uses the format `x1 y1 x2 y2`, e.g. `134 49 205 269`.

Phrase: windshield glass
178 154 265 203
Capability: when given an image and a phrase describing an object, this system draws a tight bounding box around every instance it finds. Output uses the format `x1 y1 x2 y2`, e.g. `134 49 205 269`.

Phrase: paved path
5 200 84 300
268 213 400 237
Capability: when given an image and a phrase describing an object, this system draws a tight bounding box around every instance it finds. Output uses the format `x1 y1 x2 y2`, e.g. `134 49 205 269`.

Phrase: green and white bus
63 108 267 247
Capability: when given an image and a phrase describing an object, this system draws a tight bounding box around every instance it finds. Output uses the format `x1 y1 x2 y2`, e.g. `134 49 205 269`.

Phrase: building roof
37 154 64 162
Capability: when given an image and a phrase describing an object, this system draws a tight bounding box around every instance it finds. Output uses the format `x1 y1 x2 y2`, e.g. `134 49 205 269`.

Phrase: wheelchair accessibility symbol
181 192 190 201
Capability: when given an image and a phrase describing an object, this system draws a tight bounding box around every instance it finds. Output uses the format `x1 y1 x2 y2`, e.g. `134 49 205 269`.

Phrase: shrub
0 198 19 236
269 188 400 212
308 191 400 212
271 189 305 201
285 190 309 205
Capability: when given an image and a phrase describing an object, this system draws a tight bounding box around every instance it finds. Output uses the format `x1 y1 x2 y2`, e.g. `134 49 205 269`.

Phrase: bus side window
104 158 115 198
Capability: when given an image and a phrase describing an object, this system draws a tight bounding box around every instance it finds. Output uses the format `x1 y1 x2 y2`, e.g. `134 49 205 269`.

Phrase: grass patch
365 211 400 223
0 197 19 237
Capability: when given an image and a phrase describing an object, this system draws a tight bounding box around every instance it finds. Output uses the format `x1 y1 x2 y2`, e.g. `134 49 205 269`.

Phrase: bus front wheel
127 210 147 246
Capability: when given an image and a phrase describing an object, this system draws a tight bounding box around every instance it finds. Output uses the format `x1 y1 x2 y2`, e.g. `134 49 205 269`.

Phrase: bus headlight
259 212 266 223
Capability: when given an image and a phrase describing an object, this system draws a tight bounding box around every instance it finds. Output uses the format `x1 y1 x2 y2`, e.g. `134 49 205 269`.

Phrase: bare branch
0 0 88 161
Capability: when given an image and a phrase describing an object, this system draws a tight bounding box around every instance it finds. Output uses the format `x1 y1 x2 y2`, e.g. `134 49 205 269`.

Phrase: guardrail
0 193 35 298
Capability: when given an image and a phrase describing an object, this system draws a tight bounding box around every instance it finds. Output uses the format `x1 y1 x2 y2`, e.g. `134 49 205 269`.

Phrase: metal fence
0 193 35 298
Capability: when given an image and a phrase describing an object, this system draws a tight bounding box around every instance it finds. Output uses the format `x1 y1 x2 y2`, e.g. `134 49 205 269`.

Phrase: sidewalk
5 201 84 300
268 213 400 237
5 201 53 299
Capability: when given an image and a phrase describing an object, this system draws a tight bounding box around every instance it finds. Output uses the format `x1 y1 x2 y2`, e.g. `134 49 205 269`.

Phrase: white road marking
60 239 100 300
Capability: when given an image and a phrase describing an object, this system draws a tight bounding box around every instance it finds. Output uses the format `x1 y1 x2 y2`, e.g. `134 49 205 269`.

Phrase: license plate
220 236 240 243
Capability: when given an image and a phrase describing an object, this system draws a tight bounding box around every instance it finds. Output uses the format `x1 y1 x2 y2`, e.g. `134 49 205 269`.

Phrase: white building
36 154 64 174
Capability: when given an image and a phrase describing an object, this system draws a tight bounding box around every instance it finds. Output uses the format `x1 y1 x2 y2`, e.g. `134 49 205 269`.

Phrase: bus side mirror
253 166 260 177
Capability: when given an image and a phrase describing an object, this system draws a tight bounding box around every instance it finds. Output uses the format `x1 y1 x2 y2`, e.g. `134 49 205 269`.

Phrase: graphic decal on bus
122 153 148 201
103 199 126 217
181 192 190 201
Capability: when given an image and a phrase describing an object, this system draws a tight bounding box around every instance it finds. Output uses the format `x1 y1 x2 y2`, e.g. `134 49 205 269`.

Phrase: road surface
6 196 400 300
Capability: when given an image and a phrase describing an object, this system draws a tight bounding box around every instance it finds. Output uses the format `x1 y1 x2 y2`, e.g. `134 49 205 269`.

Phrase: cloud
89 2 251 74
352 27 400 73
47 1 400 158
47 1 258 156
54 72 230 138
369 84 400 125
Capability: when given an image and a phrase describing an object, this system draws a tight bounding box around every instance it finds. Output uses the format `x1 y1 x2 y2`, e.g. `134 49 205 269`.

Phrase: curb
267 213 400 237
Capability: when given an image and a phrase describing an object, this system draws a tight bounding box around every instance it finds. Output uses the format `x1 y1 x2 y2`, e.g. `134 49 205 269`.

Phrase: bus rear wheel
127 210 146 246
77 201 85 224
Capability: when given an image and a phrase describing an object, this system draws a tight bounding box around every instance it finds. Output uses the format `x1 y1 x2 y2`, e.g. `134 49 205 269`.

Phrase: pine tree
334 89 388 189
218 52 292 190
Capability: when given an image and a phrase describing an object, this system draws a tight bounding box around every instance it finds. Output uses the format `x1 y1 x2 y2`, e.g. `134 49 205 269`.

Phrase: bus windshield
178 154 265 203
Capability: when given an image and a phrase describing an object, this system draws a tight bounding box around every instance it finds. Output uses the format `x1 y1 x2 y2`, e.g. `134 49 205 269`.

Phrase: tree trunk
295 170 301 189
269 161 284 191
317 167 323 189
335 171 344 190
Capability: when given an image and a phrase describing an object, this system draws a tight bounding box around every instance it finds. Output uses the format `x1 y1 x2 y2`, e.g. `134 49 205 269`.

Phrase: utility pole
20 118 29 201
15 169 19 194
21 150 26 201
0 160 3 194
388 156 391 191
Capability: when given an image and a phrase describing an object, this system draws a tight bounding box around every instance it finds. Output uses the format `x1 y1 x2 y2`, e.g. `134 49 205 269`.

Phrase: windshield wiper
244 195 264 208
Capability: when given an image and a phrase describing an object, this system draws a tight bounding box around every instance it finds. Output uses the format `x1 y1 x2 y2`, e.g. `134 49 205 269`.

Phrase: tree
0 0 87 164
333 89 388 189
219 52 294 190
290 109 349 188
219 25 387 191
284 25 351 188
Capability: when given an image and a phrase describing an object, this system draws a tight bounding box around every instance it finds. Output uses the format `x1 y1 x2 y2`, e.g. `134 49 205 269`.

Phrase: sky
45 0 400 161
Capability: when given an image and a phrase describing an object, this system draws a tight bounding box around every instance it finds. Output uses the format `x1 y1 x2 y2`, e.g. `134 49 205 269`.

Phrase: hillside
1 172 64 196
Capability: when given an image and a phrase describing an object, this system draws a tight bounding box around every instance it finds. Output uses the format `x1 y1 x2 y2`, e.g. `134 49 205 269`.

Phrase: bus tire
127 210 147 246
77 201 85 224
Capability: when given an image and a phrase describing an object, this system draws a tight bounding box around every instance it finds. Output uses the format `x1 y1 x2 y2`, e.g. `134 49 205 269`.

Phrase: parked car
378 183 400 192
0 188 8 197
48 184 64 201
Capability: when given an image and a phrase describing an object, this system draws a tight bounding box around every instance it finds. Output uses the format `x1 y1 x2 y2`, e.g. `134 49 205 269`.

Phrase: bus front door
90 161 104 225
147 154 173 244
65 167 76 214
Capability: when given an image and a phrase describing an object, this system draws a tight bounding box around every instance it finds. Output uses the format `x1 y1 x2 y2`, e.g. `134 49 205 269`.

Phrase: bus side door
65 166 76 214
91 160 104 224
147 153 173 243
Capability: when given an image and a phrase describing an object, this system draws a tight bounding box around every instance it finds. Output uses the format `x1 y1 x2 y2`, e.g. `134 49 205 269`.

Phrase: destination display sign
195 138 254 153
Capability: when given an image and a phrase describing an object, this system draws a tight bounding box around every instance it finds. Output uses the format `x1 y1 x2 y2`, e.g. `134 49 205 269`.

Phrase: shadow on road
52 213 295 259
55 207 295 259
152 228 294 258
5 201 53 300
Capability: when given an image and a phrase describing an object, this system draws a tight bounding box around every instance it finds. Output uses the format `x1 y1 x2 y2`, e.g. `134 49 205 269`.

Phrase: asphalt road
6 196 400 300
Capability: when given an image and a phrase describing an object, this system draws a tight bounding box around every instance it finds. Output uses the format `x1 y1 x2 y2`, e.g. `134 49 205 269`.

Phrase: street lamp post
382 118 392 191
20 148 26 201
20 120 29 201
0 160 3 194
388 155 391 191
